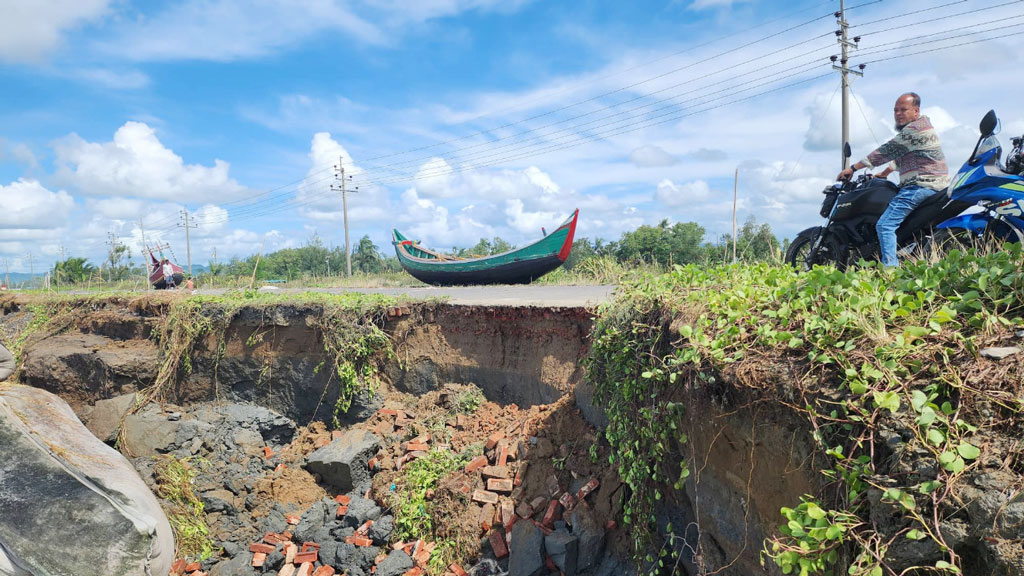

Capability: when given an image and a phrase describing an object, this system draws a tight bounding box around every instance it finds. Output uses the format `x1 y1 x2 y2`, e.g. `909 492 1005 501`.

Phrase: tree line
50 217 786 285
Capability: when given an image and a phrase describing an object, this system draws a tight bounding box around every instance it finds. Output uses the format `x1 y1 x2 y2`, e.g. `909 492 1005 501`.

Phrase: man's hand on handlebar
836 167 855 181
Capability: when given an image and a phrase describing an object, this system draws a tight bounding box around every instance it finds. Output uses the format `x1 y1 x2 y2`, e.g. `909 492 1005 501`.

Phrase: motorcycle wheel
785 230 847 271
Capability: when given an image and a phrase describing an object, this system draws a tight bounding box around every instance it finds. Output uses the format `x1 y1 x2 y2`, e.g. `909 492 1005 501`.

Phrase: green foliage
52 257 98 285
153 456 215 561
390 449 466 542
586 243 1024 575
455 388 484 414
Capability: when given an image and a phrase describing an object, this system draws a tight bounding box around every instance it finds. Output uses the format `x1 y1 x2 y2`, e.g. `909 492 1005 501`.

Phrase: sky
1 0 1023 275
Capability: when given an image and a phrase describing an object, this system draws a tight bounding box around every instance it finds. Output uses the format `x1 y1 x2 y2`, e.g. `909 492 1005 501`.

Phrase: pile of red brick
169 559 207 576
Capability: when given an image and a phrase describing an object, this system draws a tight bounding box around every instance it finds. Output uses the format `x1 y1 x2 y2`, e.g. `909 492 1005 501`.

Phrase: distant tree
615 220 706 266
563 238 603 270
53 257 97 285
716 217 784 263
352 235 384 274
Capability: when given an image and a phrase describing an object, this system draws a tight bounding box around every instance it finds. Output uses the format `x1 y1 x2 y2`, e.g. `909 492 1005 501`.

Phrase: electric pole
833 0 863 170
325 256 331 277
2 258 8 289
332 156 354 277
140 218 149 289
56 245 67 291
27 252 34 288
178 209 198 276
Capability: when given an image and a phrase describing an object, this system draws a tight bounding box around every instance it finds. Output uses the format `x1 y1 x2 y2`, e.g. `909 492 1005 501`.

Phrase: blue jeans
876 185 938 266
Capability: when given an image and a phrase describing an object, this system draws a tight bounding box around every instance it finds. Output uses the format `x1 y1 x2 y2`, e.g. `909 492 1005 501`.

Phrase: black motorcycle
785 146 970 270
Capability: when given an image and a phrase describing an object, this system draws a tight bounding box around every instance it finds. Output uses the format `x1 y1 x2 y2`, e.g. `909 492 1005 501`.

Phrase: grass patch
153 455 215 561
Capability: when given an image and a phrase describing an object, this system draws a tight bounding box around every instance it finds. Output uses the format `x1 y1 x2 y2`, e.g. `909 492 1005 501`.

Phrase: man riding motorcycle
836 92 950 266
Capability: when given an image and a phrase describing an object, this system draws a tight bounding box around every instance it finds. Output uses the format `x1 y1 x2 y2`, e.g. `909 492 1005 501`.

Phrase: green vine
586 243 1024 575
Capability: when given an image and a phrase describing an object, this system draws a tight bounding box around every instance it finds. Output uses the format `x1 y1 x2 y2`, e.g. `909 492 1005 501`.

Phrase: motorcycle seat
898 188 958 237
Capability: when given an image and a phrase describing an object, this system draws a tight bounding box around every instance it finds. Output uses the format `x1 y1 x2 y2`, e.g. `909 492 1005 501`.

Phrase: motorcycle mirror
979 110 998 137
843 142 852 158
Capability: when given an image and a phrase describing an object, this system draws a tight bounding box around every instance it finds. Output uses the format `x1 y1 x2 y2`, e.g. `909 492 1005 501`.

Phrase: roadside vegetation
587 244 1024 575
32 217 785 291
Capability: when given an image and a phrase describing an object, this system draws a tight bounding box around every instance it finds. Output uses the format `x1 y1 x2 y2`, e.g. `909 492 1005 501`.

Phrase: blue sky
1 0 1023 274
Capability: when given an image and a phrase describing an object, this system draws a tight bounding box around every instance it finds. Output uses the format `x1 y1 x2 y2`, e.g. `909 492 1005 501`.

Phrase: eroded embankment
2 249 1023 576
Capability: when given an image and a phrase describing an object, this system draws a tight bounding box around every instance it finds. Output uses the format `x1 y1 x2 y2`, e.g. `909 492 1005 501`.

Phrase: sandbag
0 384 174 576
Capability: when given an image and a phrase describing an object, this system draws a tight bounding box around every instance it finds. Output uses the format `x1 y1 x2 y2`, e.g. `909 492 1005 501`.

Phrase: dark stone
567 503 605 572
208 553 252 576
333 541 356 565
509 520 546 576
294 498 331 542
262 508 288 534
201 489 237 514
265 548 284 569
219 540 242 558
370 515 394 545
374 550 414 576
340 495 382 528
333 388 385 427
223 403 296 447
349 545 381 570
122 404 181 456
545 528 579 575
84 392 138 443
305 429 381 492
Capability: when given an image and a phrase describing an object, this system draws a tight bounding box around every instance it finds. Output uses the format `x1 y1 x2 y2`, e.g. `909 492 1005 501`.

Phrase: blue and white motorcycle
930 110 1024 249
786 110 1024 270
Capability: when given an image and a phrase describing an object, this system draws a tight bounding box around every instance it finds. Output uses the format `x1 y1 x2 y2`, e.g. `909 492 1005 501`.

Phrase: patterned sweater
860 115 950 191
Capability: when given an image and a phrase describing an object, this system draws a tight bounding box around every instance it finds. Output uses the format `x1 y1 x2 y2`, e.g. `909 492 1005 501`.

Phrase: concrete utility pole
2 258 8 289
833 0 863 170
140 218 149 289
178 210 198 276
332 156 353 277
105 232 116 283
325 256 331 277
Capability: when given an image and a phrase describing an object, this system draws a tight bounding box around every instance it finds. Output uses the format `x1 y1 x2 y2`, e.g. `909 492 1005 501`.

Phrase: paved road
255 284 617 307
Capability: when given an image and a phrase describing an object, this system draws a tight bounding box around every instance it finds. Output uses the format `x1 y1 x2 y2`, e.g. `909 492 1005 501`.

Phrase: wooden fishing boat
147 250 185 290
392 209 579 286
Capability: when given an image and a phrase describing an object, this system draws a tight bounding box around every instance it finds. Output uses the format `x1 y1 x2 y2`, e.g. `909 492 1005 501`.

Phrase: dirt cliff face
4 292 1019 575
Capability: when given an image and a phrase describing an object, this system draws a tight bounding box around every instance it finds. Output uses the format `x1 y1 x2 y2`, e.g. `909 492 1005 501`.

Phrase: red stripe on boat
556 209 579 262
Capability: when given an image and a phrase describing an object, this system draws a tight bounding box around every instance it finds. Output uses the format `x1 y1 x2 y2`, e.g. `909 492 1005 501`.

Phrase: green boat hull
392 209 578 286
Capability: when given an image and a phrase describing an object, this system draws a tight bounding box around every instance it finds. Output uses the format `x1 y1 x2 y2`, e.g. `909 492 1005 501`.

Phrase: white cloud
629 145 679 167
655 178 710 207
804 92 891 154
688 0 747 10
0 179 74 230
52 121 246 202
0 0 110 63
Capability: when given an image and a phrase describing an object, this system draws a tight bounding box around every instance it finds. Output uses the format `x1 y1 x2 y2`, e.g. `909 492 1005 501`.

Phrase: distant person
184 276 195 292
162 259 176 289
0 342 14 381
837 92 949 266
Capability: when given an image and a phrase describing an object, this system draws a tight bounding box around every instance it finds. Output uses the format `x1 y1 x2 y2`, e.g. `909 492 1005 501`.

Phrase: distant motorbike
786 110 1024 270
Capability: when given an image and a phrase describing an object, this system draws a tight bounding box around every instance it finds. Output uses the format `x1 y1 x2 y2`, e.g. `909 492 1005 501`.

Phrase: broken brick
485 431 504 451
336 504 349 517
252 553 267 567
529 496 547 511
296 563 313 576
404 442 429 452
472 489 499 505
500 499 516 530
542 500 561 527
331 430 343 440
480 465 509 479
488 529 509 559
448 564 468 576
558 491 576 511
171 559 186 575
335 494 351 505
379 408 399 417
278 564 297 576
496 440 509 467
486 478 513 493
464 455 488 473
356 520 374 536
263 446 274 458
606 520 617 530
346 535 373 547
404 568 424 576
576 478 600 502
294 550 317 564
250 542 275 554
312 566 336 576
301 542 320 552
284 543 297 564
185 562 201 572
480 503 495 532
